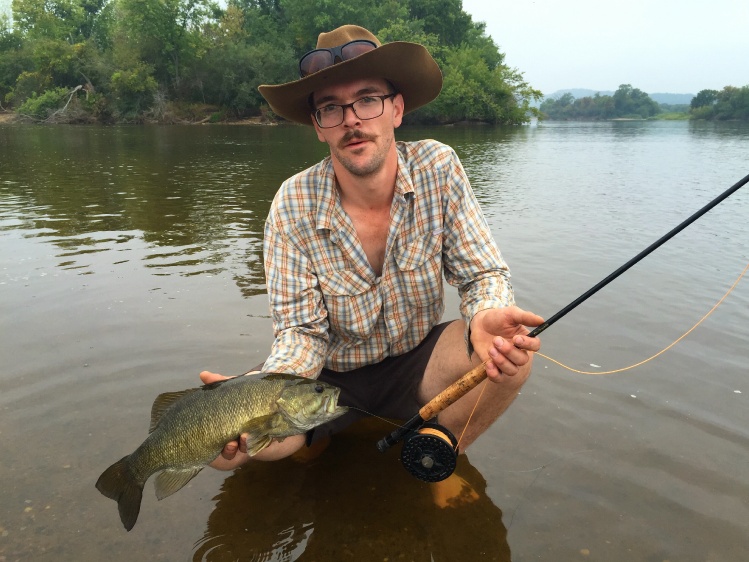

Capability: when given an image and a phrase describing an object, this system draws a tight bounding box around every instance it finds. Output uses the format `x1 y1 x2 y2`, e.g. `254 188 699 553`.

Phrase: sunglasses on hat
299 40 377 78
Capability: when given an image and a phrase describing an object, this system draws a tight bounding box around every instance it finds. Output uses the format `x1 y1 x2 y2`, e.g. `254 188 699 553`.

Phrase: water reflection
399 125 530 207
0 125 326 294
193 419 510 562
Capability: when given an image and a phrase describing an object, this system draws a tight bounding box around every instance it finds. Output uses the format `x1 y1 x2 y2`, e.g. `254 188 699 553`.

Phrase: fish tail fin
95 456 143 532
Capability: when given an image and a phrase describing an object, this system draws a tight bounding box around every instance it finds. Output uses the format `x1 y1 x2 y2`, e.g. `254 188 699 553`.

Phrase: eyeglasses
299 40 377 78
314 94 396 128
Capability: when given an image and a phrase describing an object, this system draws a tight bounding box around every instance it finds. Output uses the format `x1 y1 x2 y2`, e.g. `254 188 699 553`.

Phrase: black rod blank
376 173 749 454
527 172 749 339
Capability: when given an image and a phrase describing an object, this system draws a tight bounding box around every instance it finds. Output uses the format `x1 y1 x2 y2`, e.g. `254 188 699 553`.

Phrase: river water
1 120 748 561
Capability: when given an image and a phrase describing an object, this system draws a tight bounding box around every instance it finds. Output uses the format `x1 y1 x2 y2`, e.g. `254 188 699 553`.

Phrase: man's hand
469 306 543 382
200 371 251 471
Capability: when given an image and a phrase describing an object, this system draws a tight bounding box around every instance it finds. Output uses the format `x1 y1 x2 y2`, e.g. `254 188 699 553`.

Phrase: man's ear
392 93 405 129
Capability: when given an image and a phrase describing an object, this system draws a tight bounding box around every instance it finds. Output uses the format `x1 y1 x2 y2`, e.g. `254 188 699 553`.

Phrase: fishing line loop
537 260 749 375
455 260 747 445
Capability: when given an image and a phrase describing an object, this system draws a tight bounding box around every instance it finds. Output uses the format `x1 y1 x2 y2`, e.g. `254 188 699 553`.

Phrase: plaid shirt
262 139 514 376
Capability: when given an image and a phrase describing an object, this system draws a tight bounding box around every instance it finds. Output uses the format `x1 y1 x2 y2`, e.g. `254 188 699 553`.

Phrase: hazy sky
462 0 748 95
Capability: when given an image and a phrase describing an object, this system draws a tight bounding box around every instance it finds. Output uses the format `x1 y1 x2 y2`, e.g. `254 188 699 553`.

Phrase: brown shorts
309 321 453 444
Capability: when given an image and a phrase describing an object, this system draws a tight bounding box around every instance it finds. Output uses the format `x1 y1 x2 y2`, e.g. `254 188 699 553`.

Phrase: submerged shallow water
1 120 748 561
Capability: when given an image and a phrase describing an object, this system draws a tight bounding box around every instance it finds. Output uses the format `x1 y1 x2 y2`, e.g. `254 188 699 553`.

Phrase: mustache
339 130 376 148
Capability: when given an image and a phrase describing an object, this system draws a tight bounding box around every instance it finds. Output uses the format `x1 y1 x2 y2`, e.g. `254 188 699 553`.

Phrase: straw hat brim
258 42 443 125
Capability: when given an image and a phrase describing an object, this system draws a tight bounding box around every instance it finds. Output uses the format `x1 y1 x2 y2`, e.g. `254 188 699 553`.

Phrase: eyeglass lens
299 40 376 77
315 95 394 128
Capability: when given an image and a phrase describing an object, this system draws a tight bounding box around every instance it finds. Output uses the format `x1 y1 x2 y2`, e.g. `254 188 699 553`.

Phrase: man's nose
342 104 361 126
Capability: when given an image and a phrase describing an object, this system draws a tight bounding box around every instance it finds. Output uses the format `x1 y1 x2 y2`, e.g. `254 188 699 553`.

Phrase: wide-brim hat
258 25 443 125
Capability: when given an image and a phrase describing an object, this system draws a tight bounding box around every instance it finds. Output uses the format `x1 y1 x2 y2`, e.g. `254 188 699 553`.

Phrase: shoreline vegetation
539 84 749 122
0 0 542 126
3 84 747 126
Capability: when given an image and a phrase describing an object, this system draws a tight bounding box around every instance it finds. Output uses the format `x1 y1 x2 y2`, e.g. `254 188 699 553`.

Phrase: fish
95 372 347 531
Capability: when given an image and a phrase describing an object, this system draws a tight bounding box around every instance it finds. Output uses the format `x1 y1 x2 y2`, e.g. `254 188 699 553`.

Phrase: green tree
541 86 658 120
612 84 658 118
690 89 718 110
6 0 111 108
112 0 213 90
407 0 472 46
540 92 574 119
419 43 539 124
690 86 749 121
192 5 295 116
279 0 407 54
709 85 749 120
12 0 87 40
1 12 29 105
376 18 445 60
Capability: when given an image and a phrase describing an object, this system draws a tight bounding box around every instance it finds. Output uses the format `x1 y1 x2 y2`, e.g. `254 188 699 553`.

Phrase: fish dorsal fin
261 372 305 383
149 388 200 433
154 466 203 500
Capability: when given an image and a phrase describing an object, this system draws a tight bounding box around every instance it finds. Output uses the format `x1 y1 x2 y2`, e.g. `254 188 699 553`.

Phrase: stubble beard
333 130 394 177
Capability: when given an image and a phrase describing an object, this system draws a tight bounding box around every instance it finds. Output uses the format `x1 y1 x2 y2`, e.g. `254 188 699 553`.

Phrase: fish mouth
326 393 338 412
326 390 347 416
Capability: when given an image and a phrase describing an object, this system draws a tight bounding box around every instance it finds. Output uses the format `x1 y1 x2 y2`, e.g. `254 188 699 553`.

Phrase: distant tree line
0 0 542 124
540 84 660 120
689 86 749 120
540 84 749 121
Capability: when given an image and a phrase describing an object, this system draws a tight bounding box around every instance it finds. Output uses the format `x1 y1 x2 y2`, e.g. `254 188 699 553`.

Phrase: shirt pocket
318 270 379 342
394 232 443 307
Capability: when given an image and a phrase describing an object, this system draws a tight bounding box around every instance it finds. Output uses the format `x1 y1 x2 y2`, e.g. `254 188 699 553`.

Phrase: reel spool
400 423 458 482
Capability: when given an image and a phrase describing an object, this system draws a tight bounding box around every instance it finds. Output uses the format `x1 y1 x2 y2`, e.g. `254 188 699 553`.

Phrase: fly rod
377 171 749 482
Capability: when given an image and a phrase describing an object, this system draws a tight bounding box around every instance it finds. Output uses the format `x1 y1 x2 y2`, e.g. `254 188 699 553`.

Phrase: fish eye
314 384 324 393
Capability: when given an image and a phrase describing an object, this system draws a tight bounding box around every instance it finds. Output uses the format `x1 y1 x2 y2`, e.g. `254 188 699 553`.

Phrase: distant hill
545 89 694 105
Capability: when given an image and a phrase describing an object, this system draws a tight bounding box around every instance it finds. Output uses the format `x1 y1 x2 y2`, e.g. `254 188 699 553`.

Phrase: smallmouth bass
95 372 347 531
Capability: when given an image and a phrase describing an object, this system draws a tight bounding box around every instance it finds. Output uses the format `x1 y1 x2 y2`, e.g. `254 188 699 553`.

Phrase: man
202 25 542 471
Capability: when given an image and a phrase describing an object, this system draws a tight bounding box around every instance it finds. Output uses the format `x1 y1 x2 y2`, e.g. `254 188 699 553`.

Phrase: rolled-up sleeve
440 153 514 356
261 219 329 378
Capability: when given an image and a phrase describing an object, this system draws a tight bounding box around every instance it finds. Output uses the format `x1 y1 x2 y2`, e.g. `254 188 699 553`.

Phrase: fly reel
376 362 489 482
400 423 458 482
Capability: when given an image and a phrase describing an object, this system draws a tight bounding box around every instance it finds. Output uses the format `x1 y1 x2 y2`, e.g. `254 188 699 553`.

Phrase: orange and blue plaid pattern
262 140 513 376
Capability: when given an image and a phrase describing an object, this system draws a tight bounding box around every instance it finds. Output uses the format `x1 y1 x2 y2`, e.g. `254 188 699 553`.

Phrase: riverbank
0 111 276 126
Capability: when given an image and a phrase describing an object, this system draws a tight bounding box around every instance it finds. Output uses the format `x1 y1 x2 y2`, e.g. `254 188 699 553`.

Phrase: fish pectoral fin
154 466 203 500
240 414 276 436
149 388 201 433
239 414 279 457
245 435 273 456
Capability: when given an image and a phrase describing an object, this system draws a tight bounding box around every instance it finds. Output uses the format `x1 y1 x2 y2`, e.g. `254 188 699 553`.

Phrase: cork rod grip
418 361 488 420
